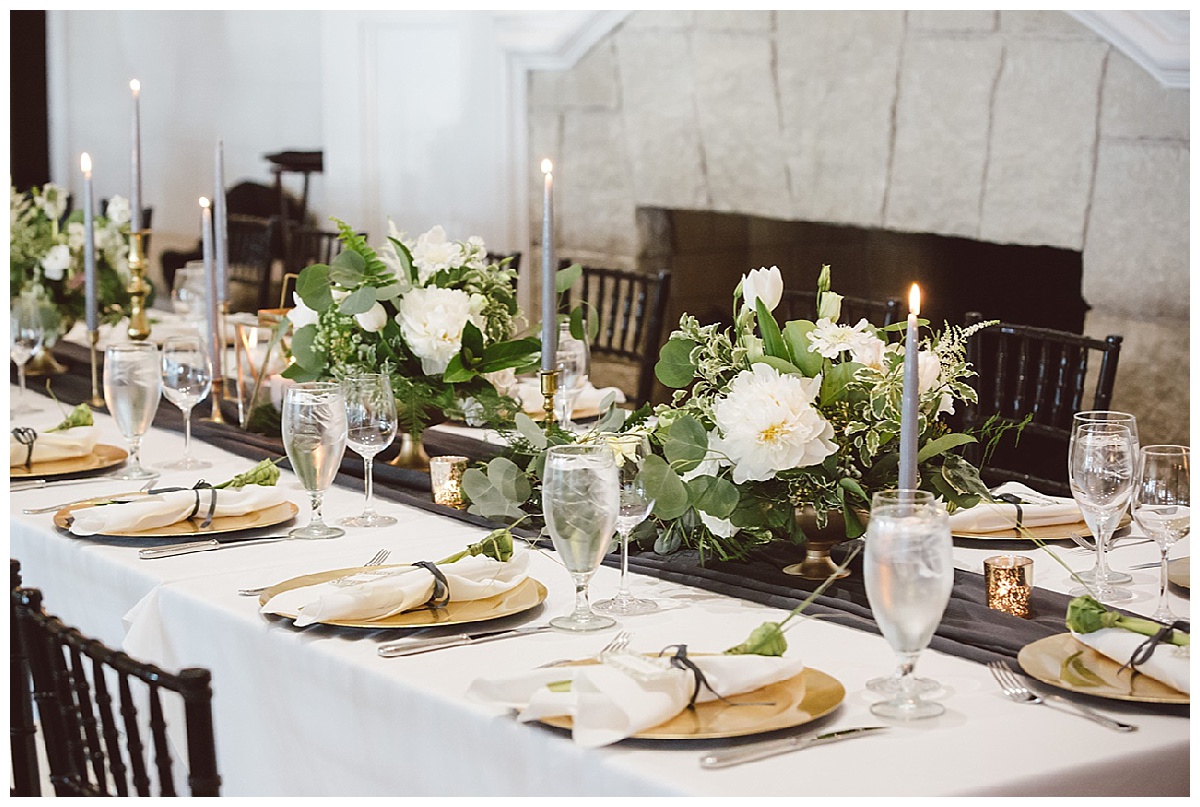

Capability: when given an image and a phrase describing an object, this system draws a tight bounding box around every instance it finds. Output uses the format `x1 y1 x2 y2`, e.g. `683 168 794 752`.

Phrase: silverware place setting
987 661 1136 732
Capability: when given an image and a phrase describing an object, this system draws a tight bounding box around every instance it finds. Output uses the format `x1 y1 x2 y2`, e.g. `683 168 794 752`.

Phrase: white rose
104 195 131 225
483 367 517 396
741 265 784 314
41 244 71 281
409 225 465 284
287 293 320 329
397 286 476 376
354 302 388 333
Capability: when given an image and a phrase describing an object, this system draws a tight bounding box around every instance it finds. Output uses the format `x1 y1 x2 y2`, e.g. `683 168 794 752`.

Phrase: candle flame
80 153 92 174
199 196 210 208
909 283 921 317
541 158 553 175
130 79 140 94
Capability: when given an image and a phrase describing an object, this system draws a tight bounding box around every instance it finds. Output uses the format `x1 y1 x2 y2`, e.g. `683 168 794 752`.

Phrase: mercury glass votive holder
984 555 1034 618
430 455 469 509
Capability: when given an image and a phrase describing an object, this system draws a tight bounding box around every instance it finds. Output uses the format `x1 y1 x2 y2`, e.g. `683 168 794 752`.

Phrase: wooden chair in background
778 289 902 328
225 214 277 313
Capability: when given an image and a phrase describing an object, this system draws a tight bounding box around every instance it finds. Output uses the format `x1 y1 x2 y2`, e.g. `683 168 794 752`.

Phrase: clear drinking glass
339 373 397 528
1131 445 1190 623
864 489 954 720
10 297 45 416
1068 422 1135 603
282 382 348 539
103 342 162 480
554 322 590 431
1072 411 1139 585
171 262 208 321
159 335 213 470
593 433 658 616
543 443 619 632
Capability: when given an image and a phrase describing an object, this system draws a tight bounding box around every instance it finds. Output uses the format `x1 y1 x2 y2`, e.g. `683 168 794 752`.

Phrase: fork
986 661 1136 732
23 477 160 515
538 630 631 669
238 548 392 597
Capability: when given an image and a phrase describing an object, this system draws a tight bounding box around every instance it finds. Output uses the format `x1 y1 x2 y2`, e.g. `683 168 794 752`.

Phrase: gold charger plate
10 444 128 479
53 500 299 538
1168 557 1189 589
1017 633 1188 704
259 567 548 629
953 514 1131 541
538 665 844 740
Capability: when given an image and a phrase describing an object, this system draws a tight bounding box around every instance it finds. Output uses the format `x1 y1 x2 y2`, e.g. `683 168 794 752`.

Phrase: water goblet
1071 411 1139 585
103 342 162 480
864 489 954 720
171 263 208 321
159 335 213 470
1132 445 1189 623
282 382 348 540
554 321 590 431
339 373 398 528
593 433 658 616
543 443 619 632
10 297 45 416
1068 421 1135 603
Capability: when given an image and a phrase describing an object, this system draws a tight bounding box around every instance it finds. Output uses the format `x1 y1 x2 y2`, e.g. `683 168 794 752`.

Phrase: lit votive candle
984 555 1033 619
430 455 469 509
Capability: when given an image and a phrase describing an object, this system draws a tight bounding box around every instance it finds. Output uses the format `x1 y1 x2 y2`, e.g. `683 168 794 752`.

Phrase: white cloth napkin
468 652 806 748
261 550 531 627
68 486 290 536
947 481 1081 532
1070 628 1190 695
512 377 626 416
9 426 99 466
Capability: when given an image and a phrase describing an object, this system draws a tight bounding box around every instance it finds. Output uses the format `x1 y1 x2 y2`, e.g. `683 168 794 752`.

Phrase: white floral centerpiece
284 221 539 436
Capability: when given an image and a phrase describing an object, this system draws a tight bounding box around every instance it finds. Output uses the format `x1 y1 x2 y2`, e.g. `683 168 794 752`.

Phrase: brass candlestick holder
88 330 105 409
204 303 230 425
126 230 152 341
540 369 558 428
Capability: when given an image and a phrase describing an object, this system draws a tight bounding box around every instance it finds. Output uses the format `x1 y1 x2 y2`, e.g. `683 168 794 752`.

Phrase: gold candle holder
126 230 151 341
88 329 105 409
985 555 1033 619
429 455 468 509
540 369 558 427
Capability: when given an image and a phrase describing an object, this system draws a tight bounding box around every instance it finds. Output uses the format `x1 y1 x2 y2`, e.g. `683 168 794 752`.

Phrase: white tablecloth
9 388 1190 796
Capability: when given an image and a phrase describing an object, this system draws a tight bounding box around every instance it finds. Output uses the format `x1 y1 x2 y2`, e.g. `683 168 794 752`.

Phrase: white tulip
741 265 784 313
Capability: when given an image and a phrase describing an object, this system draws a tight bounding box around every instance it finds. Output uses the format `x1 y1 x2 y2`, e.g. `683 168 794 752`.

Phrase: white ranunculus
287 293 320 329
409 225 465 284
41 244 70 281
849 333 888 370
354 302 388 333
817 290 843 322
711 363 838 484
741 265 783 314
105 195 131 225
699 510 740 539
918 349 955 416
807 318 878 360
397 286 478 376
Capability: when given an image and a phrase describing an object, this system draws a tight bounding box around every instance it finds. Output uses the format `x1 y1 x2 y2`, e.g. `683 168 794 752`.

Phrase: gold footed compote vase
387 431 431 472
782 506 867 580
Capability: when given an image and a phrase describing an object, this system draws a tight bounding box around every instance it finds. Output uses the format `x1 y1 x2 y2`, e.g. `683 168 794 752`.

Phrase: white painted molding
1070 10 1190 89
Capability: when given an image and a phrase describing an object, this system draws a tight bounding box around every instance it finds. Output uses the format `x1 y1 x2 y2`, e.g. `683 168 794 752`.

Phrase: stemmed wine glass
103 342 162 480
1132 445 1190 623
339 373 398 528
864 489 954 720
10 298 45 416
593 433 658 616
542 443 619 632
159 335 213 470
554 321 590 431
1068 421 1135 603
1072 411 1139 585
282 382 348 539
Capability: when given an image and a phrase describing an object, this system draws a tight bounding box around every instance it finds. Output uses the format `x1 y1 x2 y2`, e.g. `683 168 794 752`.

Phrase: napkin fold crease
9 426 99 467
948 481 1081 533
67 486 289 536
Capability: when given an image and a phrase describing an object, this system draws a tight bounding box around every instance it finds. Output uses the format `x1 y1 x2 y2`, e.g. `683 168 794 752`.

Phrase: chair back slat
149 685 178 796
9 560 41 797
92 655 127 796
118 673 152 796
67 645 107 788
778 289 903 328
226 214 278 312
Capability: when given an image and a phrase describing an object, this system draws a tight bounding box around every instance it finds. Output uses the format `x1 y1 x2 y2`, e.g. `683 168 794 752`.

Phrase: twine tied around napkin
11 427 36 469
1121 619 1191 683
411 561 450 609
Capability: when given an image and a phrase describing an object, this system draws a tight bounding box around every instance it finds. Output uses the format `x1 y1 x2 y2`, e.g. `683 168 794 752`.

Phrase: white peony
354 302 388 333
409 225 464 284
104 195 131 225
741 265 783 314
918 349 955 416
711 363 838 484
807 318 878 360
41 244 70 281
396 286 481 376
287 292 320 329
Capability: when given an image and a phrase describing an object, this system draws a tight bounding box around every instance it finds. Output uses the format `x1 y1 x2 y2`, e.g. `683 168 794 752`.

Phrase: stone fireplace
527 10 1189 444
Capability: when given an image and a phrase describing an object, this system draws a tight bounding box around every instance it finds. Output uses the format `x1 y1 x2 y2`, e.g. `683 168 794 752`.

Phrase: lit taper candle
200 197 222 379
213 139 227 305
540 158 557 372
129 79 142 233
81 153 97 332
899 283 921 490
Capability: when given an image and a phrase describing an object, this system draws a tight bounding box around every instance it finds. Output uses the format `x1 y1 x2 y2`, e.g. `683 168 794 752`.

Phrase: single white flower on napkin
947 481 1081 533
1071 628 1190 695
10 426 99 467
262 550 530 627
468 652 805 748
68 486 290 536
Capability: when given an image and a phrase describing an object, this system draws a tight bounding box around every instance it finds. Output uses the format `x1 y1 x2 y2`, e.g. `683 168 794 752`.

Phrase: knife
23 491 154 515
699 726 887 769
138 535 292 559
11 473 133 492
377 624 552 657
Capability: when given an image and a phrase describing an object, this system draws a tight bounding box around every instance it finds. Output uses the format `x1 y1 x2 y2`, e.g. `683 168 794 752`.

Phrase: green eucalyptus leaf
663 414 708 474
655 338 698 388
688 475 739 518
295 264 333 311
338 285 377 316
640 454 689 520
488 456 531 503
329 248 366 287
515 412 547 449
288 324 324 372
375 282 405 301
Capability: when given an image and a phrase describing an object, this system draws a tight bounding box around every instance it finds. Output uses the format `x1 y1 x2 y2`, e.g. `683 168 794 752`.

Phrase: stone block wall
528 10 1189 445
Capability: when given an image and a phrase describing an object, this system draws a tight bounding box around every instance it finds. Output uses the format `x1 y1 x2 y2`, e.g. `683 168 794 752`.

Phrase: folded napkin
68 486 290 536
1070 628 1190 695
513 378 626 416
10 426 99 467
948 481 1081 533
468 652 806 748
261 550 531 627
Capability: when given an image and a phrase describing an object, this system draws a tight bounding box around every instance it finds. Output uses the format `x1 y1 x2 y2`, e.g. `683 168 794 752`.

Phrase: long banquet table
8 342 1190 797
